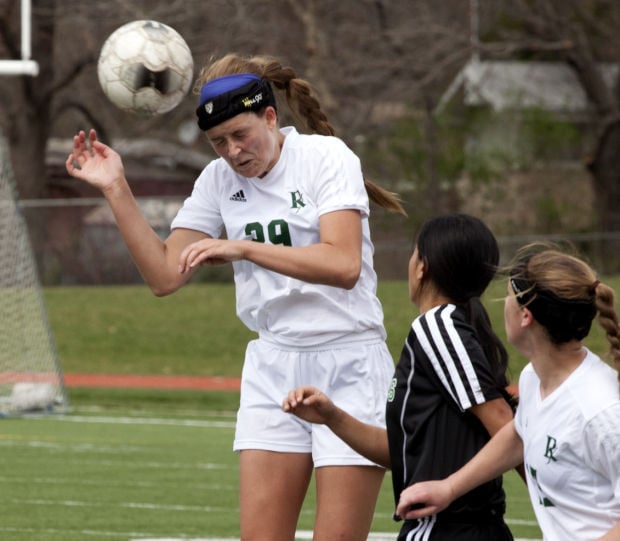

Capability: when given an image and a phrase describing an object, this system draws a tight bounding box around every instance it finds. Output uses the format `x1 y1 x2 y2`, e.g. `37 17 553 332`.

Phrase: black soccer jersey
386 304 508 520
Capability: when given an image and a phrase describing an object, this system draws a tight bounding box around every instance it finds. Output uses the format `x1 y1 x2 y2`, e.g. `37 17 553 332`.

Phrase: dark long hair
416 214 510 388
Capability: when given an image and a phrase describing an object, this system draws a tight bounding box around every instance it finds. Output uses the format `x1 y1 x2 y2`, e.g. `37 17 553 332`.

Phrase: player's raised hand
282 386 337 425
65 129 125 192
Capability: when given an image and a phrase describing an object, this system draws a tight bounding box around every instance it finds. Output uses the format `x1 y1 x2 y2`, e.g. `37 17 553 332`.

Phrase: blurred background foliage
2 0 620 281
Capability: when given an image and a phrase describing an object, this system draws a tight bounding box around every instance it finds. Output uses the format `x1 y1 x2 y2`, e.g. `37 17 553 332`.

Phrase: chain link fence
18 197 620 286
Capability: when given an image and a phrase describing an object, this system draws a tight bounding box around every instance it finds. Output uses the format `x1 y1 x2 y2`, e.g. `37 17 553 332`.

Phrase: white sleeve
310 138 369 218
170 163 224 238
583 401 620 499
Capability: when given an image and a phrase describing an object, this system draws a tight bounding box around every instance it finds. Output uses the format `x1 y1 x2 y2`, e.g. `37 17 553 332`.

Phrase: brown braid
194 53 407 216
595 282 620 382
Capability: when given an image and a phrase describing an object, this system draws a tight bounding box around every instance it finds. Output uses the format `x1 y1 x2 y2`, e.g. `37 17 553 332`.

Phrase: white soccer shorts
233 337 394 467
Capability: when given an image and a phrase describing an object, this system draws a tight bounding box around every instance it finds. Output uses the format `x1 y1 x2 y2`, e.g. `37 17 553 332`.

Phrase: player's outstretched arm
66 129 207 295
283 386 390 468
396 420 523 521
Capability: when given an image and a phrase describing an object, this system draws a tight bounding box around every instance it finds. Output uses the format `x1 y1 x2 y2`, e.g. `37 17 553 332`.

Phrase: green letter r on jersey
290 190 305 209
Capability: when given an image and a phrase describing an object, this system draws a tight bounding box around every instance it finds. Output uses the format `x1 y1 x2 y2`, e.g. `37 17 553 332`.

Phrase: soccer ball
97 20 194 115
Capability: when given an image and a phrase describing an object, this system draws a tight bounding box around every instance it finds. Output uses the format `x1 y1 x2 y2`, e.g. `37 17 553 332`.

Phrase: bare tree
0 1 476 284
1 0 470 194
6 0 619 250
0 1 274 197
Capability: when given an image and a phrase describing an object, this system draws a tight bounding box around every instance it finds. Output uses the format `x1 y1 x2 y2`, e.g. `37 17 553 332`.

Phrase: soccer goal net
0 129 68 416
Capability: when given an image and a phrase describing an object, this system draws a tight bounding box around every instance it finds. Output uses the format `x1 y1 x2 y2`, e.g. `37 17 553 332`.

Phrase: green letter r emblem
290 190 306 209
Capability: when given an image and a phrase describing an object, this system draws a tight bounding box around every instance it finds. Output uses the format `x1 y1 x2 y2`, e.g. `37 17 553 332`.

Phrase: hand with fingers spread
65 129 125 193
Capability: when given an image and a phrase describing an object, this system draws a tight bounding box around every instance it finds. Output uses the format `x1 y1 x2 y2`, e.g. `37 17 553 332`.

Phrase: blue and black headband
196 73 277 131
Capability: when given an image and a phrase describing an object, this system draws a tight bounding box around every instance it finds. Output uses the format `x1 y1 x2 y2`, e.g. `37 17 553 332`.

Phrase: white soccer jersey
171 126 386 347
514 350 620 541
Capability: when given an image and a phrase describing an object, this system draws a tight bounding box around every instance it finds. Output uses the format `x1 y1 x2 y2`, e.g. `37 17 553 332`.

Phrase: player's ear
520 306 535 329
264 106 278 128
417 257 427 282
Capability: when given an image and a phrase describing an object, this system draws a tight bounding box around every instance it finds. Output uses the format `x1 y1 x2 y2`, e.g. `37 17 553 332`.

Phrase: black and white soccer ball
97 20 194 116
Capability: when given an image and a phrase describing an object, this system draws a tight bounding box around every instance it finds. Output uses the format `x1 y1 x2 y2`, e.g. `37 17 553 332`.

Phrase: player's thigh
313 464 385 541
239 449 313 541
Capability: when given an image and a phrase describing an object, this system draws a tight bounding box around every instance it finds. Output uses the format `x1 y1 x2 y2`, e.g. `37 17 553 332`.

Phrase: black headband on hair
196 78 277 131
510 275 597 342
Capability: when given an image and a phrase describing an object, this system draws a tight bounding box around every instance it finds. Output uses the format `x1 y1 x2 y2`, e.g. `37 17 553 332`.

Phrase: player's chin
232 160 261 178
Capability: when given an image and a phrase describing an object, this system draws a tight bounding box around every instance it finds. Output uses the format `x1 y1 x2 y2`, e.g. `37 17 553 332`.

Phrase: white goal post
0 0 39 77
0 130 67 415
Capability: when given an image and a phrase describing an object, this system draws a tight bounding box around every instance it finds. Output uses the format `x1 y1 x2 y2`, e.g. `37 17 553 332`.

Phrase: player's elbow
151 285 174 297
336 258 361 290
340 271 361 290
147 277 183 297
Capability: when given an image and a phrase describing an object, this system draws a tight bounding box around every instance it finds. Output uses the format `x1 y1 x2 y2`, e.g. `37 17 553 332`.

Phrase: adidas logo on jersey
229 190 247 202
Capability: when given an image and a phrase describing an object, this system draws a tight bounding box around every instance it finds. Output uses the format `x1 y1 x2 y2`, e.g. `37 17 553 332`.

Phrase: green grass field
4 277 618 540
1 391 539 541
43 279 617 384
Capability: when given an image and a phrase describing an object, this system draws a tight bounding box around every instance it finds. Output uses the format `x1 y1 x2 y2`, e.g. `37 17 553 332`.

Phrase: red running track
63 373 241 391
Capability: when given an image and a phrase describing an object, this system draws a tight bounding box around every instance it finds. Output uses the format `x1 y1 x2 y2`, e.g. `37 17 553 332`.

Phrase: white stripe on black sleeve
414 305 484 411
